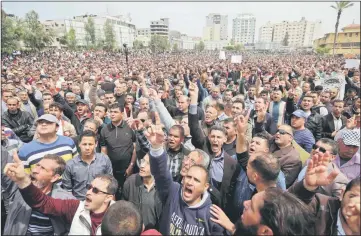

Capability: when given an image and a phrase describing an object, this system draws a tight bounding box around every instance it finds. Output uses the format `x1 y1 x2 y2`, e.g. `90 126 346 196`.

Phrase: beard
234 220 259 236
31 175 47 189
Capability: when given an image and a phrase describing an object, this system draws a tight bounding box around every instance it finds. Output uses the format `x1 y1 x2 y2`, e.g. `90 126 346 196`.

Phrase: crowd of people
1 49 360 235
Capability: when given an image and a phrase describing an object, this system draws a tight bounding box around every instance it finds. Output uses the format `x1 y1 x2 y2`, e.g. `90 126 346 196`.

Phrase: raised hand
4 152 27 184
210 204 235 234
256 106 267 123
144 112 164 149
234 109 251 134
304 152 339 191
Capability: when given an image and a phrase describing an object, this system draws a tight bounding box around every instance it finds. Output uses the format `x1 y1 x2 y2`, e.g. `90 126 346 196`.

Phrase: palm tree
330 1 354 55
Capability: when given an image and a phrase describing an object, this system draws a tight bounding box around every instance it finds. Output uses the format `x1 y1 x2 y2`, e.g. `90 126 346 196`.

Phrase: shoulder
52 186 76 200
57 135 76 145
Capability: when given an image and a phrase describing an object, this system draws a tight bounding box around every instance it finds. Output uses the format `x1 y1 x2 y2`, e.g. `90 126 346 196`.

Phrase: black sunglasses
276 129 292 136
312 144 326 153
86 184 111 195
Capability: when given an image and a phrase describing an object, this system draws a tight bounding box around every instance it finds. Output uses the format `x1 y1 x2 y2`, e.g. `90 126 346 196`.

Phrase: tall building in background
203 13 228 41
150 18 169 38
258 17 322 47
232 13 256 44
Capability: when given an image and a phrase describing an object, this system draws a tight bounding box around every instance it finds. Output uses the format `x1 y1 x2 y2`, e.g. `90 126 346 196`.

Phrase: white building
232 13 256 44
203 14 228 41
64 14 136 48
150 18 169 38
204 40 229 50
137 28 151 37
180 35 201 50
258 17 322 48
43 20 67 48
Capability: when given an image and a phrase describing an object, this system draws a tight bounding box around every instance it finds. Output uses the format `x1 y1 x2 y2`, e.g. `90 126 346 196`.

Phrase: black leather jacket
1 110 34 143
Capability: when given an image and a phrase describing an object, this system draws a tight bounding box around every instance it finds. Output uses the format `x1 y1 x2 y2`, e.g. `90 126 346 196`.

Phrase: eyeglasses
86 184 111 195
276 129 292 136
312 144 326 153
183 155 196 166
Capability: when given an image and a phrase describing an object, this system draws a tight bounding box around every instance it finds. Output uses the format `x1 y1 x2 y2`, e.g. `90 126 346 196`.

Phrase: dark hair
214 101 225 111
94 174 118 195
95 103 108 112
79 130 98 143
223 117 236 127
254 132 271 148
105 91 115 96
101 200 143 235
347 87 357 93
250 154 280 182
42 154 66 176
303 95 314 101
108 102 123 112
315 85 323 91
318 138 338 155
189 164 210 183
49 102 64 111
257 97 267 104
344 177 360 195
260 90 269 96
259 188 315 235
233 99 245 110
84 118 100 130
170 125 185 139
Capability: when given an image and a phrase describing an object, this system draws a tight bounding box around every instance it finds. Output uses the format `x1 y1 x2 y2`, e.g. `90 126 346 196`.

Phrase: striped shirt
18 135 78 174
26 192 53 235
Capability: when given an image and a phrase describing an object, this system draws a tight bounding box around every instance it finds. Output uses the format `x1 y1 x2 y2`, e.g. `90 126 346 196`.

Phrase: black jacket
286 98 323 141
188 108 240 215
321 113 347 139
121 174 163 230
1 110 34 143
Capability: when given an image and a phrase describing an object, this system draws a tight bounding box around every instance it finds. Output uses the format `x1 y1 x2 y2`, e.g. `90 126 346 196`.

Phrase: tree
230 38 235 46
67 27 77 50
84 17 96 47
282 31 289 46
149 35 169 53
198 41 205 52
331 1 354 55
316 45 331 55
133 40 144 50
234 44 244 52
103 19 115 51
173 43 179 51
223 45 234 51
22 10 54 51
1 9 24 53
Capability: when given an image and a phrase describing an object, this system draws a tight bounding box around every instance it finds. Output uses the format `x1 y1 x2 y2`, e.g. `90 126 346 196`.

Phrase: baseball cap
342 130 360 147
75 99 90 107
292 110 308 119
37 114 59 125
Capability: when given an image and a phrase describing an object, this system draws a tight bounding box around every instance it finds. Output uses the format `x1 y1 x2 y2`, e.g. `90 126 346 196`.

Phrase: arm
282 160 302 188
28 92 42 109
53 93 75 120
99 129 108 155
61 164 73 192
105 155 113 175
135 129 151 153
154 98 176 131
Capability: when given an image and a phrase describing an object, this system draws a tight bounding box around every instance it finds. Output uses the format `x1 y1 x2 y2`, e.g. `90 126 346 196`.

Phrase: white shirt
332 114 343 132
57 119 64 136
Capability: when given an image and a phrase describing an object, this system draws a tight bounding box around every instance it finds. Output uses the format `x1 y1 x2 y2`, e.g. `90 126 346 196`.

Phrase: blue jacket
149 148 224 235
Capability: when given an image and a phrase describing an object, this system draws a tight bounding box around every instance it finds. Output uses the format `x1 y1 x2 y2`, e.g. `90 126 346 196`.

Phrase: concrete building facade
203 14 228 41
150 18 169 38
232 13 256 44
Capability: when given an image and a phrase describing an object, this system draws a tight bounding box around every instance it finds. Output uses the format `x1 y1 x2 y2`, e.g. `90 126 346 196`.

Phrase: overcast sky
2 1 360 39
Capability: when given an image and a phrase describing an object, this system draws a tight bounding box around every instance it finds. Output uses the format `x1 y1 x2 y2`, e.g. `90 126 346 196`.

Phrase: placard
345 59 360 69
219 51 226 60
231 55 242 63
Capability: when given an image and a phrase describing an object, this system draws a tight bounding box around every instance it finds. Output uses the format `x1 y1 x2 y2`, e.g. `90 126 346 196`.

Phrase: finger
327 169 339 184
154 112 161 125
13 152 22 164
211 204 222 212
245 109 251 120
210 217 220 224
306 159 314 174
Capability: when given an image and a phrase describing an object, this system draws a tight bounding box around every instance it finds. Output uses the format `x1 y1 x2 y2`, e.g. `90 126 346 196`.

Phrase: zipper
79 215 92 234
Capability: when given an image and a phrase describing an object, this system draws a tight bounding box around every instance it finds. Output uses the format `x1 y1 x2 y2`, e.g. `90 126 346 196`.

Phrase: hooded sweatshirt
149 147 224 235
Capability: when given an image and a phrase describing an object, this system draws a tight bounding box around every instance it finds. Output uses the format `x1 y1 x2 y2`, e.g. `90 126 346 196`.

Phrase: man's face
220 83 226 92
177 96 189 112
224 91 233 102
341 184 360 233
254 98 265 111
241 191 265 231
264 84 271 91
211 88 220 99
83 122 97 133
105 93 116 104
76 103 88 115
223 122 236 139
310 93 319 104
66 95 76 104
126 95 134 105
115 83 127 95
6 98 19 114
291 78 298 87
19 92 28 102
110 108 123 123
205 106 217 123
332 102 344 117
43 95 53 104
248 137 269 155
84 178 112 212
291 116 305 129
72 86 81 95
206 81 213 90
79 136 96 157
139 154 151 178
232 102 243 117
180 151 203 177
274 126 293 147
320 92 331 103
248 88 256 97
31 159 59 189
311 140 335 160
272 91 282 102
302 83 310 93
301 97 313 110
139 99 149 112
208 130 226 154
94 106 106 119
337 139 359 159
168 128 183 150
36 120 58 136
330 89 338 99
61 82 68 90
182 166 209 205
49 107 62 120
178 80 185 88
2 92 12 102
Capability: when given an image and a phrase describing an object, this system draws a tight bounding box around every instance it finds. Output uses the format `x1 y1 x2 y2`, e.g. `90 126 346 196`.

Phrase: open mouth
249 147 256 153
184 186 193 197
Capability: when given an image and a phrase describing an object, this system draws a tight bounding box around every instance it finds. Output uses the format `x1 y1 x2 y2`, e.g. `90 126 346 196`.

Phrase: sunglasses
276 129 292 136
312 144 326 153
86 184 111 195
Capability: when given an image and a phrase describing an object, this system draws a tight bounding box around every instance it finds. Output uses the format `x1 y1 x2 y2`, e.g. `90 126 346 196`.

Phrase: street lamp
123 43 129 74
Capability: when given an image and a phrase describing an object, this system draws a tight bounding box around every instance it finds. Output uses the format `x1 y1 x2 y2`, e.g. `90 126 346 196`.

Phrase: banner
345 59 360 69
231 55 242 63
320 73 344 91
219 51 226 60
